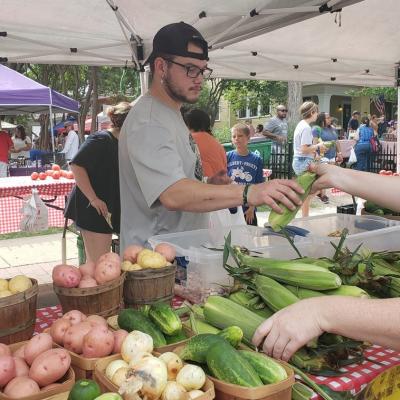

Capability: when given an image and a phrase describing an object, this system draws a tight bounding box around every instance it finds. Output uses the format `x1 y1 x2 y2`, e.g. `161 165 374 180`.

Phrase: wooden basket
0 278 38 344
53 273 125 317
123 264 176 307
94 354 215 400
0 341 75 400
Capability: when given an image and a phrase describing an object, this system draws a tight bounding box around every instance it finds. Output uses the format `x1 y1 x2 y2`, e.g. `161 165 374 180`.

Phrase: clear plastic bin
148 225 309 302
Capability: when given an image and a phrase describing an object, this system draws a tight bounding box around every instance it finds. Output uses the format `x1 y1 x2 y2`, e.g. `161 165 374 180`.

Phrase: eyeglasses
165 59 213 79
277 109 288 112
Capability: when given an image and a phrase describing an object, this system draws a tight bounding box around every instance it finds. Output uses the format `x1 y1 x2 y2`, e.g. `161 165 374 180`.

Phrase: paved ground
0 190 353 285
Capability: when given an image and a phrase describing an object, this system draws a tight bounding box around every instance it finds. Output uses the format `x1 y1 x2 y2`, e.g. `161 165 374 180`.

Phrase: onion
159 352 184 380
161 381 187 400
121 331 153 362
176 364 206 391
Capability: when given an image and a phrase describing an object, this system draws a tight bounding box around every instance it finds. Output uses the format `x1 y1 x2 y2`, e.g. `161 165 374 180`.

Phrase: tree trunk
90 66 99 134
287 81 303 139
78 67 95 141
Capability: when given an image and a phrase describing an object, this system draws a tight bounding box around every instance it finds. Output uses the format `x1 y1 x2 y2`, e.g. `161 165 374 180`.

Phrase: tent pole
397 86 400 173
139 67 150 95
49 105 56 163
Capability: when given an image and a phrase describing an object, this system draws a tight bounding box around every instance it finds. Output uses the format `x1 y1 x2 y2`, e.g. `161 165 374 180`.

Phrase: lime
68 379 102 400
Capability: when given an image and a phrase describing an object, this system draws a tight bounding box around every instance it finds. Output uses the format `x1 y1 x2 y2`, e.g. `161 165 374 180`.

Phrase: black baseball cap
147 22 208 63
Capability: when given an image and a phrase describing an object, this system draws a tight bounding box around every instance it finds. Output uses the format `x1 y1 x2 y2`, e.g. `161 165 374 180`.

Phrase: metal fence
368 145 397 173
265 142 294 179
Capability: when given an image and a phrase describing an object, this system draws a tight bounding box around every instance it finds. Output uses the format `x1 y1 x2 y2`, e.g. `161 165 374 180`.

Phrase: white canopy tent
1 0 398 166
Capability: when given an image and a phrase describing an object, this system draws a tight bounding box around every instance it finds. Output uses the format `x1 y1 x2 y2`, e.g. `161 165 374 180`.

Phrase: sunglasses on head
278 109 288 112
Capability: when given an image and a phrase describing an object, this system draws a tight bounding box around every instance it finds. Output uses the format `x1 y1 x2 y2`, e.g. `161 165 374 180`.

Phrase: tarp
0 65 80 115
1 0 372 83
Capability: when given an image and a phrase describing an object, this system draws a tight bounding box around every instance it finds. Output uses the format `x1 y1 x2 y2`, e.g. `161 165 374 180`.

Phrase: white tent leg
139 67 150 95
397 86 400 173
49 105 56 163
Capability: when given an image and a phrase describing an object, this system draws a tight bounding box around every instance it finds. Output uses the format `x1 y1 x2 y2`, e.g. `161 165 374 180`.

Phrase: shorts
292 156 313 176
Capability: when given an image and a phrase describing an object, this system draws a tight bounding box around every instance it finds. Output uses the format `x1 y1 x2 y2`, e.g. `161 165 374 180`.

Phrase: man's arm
312 164 400 212
263 130 281 141
159 178 304 214
252 296 400 361
60 133 72 154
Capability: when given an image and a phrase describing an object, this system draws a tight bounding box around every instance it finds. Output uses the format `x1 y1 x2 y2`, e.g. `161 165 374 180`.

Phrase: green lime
68 379 102 400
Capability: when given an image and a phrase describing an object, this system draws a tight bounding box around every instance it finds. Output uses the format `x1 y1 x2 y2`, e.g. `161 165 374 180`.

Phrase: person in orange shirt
184 109 228 180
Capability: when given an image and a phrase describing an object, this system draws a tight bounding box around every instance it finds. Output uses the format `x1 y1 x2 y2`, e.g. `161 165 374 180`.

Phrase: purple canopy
0 65 79 115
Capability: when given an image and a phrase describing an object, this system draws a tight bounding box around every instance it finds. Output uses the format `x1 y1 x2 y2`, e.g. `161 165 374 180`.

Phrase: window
214 105 221 122
238 106 247 119
249 104 258 117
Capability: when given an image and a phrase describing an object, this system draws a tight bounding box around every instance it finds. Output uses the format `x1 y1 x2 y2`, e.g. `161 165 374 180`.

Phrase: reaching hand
309 163 339 193
252 298 325 361
247 179 304 214
90 197 109 218
244 206 255 224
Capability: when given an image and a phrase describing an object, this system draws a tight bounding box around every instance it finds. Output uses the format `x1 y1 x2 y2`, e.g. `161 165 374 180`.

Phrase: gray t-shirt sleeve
264 118 279 134
128 124 187 208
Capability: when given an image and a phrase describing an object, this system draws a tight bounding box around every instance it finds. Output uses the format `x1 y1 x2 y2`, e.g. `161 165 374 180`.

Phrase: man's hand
252 298 326 361
208 170 231 185
247 179 304 214
276 136 286 144
244 206 255 224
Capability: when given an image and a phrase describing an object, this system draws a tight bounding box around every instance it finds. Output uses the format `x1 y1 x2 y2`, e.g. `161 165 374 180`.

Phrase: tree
347 87 397 103
287 81 303 138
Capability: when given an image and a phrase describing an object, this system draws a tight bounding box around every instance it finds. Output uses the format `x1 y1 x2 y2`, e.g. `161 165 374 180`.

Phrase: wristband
243 184 251 206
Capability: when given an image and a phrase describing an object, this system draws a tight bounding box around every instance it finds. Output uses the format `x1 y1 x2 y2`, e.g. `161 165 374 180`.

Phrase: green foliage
347 87 397 103
223 80 288 114
213 125 231 144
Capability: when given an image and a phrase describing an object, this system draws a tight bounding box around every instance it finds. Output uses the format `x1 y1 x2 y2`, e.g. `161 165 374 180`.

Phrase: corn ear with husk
285 285 325 299
268 171 316 231
324 285 370 298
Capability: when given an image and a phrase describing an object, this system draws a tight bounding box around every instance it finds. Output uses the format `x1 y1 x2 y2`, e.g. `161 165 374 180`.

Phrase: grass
0 227 64 241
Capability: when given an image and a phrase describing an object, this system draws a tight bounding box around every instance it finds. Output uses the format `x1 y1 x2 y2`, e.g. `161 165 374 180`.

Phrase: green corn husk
290 348 331 373
292 382 314 400
285 285 325 299
254 275 299 312
325 285 370 298
268 171 316 231
228 290 274 319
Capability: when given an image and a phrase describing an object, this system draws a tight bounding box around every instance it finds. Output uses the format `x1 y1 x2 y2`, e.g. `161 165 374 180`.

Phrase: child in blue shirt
227 123 264 226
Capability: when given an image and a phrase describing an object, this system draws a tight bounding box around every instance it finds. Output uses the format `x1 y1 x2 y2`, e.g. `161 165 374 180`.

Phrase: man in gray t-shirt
118 22 303 252
263 105 288 152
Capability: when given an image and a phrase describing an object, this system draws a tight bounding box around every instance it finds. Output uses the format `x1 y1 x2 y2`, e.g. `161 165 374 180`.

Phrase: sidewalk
0 190 354 285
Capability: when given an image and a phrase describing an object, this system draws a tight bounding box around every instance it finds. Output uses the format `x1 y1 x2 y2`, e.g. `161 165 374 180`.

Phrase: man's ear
154 57 167 78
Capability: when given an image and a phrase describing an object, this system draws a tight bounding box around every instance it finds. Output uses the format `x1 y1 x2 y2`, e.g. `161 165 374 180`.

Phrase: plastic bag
349 147 357 164
20 188 48 232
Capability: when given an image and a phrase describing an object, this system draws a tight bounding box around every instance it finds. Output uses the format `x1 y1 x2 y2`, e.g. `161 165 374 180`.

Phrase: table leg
61 218 68 264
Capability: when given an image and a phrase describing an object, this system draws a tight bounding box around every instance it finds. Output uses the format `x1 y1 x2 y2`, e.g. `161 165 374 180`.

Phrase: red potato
29 348 71 387
82 326 114 358
24 333 53 366
0 343 11 357
123 244 144 263
4 376 40 398
13 357 29 377
155 243 176 262
78 276 98 288
63 322 92 354
50 318 71 345
52 264 82 288
95 258 121 285
97 252 121 265
86 314 107 328
0 356 16 387
62 310 87 325
113 329 129 354
13 345 25 359
41 383 62 391
79 261 96 278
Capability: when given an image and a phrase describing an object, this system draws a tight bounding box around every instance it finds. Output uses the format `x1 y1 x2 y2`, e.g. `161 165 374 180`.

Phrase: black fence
264 141 397 178
265 142 294 179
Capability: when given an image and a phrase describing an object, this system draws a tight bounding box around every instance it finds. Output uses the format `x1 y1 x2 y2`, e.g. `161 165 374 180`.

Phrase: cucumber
165 329 187 344
118 308 166 347
218 326 243 348
238 350 287 384
206 341 263 387
149 302 182 335
176 334 226 363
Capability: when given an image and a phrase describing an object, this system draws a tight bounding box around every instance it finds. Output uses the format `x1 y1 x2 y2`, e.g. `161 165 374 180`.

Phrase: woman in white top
11 125 32 160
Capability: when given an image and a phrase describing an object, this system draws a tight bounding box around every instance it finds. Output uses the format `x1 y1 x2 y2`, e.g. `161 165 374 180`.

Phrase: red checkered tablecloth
0 176 74 234
33 301 400 398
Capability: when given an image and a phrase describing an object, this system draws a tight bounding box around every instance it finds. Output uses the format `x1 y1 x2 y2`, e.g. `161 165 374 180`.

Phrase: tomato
393 173 400 176
30 172 39 180
52 171 61 179
45 169 54 176
38 172 47 180
51 164 61 171
66 171 74 179
60 170 68 178
379 170 387 175
386 171 393 176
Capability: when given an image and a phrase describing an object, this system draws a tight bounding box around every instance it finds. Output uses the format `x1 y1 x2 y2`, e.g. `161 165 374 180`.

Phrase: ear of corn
285 285 325 299
324 285 370 298
228 290 274 319
234 251 342 291
254 275 299 312
268 171 316 231
292 382 314 400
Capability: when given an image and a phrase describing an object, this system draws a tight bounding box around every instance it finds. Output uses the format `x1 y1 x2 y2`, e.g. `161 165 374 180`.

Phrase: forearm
159 178 244 212
320 297 400 351
70 164 97 204
333 167 400 211
300 144 318 155
263 131 278 141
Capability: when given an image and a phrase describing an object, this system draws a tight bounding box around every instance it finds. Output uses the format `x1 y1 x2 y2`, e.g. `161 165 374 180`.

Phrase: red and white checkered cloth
0 176 74 234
